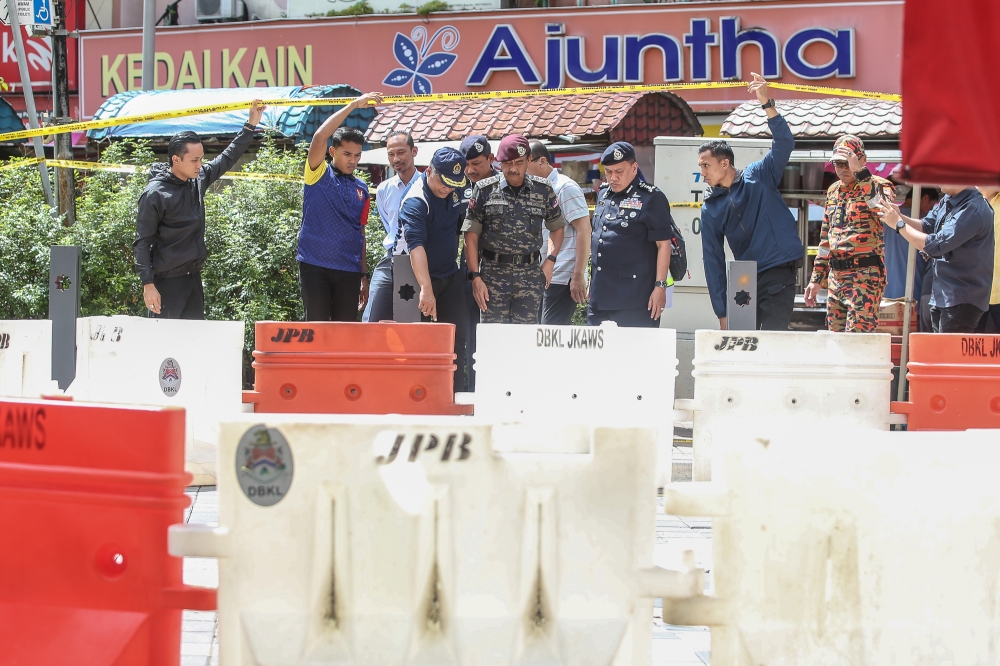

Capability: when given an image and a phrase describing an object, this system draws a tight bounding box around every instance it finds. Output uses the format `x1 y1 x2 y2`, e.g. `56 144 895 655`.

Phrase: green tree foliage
0 137 390 387
0 159 65 319
67 140 157 316
201 138 307 385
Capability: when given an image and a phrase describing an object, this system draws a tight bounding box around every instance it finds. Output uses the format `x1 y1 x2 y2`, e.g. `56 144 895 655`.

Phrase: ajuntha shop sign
79 0 902 117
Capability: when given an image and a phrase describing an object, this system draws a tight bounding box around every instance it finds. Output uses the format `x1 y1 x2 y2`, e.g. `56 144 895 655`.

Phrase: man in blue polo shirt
298 91 382 321
398 147 469 390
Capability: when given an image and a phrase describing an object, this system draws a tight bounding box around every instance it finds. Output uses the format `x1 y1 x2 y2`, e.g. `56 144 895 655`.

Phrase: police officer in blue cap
457 135 497 391
397 146 470 390
589 141 676 327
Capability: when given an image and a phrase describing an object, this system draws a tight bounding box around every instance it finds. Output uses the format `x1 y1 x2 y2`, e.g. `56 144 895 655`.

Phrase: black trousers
756 263 797 331
299 261 362 322
421 271 469 393
150 272 204 320
931 303 985 333
586 305 659 328
540 283 577 325
975 304 1000 333
461 256 479 392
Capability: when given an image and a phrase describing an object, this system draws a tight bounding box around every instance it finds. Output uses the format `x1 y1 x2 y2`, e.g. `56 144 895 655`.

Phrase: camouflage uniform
811 172 895 332
462 173 566 323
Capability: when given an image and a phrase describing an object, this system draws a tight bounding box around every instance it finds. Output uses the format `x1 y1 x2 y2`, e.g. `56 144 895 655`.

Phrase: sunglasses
832 160 850 168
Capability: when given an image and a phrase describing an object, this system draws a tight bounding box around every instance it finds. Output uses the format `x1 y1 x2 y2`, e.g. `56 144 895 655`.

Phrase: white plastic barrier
474 322 679 484
170 415 704 666
67 316 244 483
663 427 1000 664
679 330 897 480
0 320 54 398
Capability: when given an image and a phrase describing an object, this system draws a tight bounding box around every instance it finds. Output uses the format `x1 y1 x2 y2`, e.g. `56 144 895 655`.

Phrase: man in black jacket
134 100 265 319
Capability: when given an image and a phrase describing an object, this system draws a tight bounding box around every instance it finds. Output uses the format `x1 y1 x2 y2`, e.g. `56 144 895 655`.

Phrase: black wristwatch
243 122 257 132
467 271 481 281
544 254 558 264
895 219 906 234
853 167 872 181
761 98 775 110
654 279 669 289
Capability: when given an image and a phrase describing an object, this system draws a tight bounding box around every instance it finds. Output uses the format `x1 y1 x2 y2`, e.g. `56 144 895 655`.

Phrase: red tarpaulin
902 0 1000 185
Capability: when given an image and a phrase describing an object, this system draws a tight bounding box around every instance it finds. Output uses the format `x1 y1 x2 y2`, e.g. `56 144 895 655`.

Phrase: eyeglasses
832 160 850 168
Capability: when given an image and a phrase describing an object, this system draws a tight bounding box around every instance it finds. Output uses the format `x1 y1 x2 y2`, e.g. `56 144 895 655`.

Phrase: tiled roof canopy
722 99 902 139
366 92 701 145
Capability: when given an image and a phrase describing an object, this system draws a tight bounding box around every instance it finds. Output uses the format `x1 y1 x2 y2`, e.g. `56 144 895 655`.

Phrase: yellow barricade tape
669 202 704 208
0 81 900 144
0 157 44 171
4 157 306 183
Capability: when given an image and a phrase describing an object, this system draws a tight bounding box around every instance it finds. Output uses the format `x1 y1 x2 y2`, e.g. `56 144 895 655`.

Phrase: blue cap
601 141 636 165
430 147 467 188
460 135 492 161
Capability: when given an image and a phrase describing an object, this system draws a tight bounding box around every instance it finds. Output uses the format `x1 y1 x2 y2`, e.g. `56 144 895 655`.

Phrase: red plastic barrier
243 321 473 415
891 333 1000 430
0 398 214 666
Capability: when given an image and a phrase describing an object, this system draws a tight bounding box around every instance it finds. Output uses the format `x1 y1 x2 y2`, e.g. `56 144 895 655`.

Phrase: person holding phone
804 135 895 332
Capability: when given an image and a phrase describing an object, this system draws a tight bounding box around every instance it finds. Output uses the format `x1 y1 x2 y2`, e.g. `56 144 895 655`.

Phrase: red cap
496 134 530 162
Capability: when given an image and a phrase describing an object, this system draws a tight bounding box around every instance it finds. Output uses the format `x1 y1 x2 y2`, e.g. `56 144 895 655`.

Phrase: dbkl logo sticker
383 26 460 95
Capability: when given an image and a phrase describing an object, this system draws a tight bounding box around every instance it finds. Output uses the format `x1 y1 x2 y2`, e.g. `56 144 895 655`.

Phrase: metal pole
6 1 53 207
141 0 156 90
896 184 922 410
53 0 75 224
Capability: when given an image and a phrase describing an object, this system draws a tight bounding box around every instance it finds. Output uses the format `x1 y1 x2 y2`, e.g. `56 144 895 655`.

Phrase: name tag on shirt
620 198 643 210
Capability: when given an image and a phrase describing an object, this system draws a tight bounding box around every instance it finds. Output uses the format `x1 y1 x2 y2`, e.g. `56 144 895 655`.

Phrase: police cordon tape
4 158 715 206
0 81 900 144
0 157 306 183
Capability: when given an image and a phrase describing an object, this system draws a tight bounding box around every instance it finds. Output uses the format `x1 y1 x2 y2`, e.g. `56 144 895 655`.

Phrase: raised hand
747 72 770 105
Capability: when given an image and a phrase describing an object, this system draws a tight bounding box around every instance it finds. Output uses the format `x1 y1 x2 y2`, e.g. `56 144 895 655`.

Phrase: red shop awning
901 0 1000 186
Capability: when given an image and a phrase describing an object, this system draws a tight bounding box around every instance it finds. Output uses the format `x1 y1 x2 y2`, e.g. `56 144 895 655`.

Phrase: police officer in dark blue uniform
588 142 675 327
457 135 497 392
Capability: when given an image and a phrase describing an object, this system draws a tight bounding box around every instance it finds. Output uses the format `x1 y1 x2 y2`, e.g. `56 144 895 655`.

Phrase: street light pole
142 0 156 90
52 0 75 224
5 0 53 207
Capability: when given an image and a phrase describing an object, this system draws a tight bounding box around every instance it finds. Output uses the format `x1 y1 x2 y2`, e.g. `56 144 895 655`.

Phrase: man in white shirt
526 140 592 325
363 130 418 322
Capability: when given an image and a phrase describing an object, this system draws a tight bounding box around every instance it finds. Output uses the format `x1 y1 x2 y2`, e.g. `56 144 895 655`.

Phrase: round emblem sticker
159 358 182 397
236 425 294 507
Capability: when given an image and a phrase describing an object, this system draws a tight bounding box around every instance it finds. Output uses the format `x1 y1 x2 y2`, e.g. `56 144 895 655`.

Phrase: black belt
481 249 539 265
829 254 883 271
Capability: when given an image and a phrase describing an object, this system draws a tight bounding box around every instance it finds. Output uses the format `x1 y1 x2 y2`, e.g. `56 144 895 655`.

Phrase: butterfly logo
382 26 460 95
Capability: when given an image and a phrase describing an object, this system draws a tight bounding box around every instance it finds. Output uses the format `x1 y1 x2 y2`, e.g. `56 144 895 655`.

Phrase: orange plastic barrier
243 321 472 415
891 333 1000 430
0 398 214 666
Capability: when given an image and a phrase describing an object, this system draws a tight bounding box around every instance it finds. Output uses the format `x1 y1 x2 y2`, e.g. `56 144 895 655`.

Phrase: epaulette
598 181 611 190
638 181 657 193
478 174 502 187
525 173 549 186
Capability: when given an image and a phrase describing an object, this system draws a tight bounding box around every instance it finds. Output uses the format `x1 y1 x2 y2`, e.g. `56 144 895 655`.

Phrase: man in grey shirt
879 187 995 333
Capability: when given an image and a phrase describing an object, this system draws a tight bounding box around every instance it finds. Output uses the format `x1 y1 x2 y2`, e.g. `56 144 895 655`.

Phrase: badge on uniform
620 198 643 210
621 221 629 228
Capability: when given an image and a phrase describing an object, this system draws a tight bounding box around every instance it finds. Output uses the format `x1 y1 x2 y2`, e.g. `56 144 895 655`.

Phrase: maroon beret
496 134 530 162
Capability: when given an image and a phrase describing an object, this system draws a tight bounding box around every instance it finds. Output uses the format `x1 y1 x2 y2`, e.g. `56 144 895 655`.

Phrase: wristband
545 254 557 264
760 98 775 110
